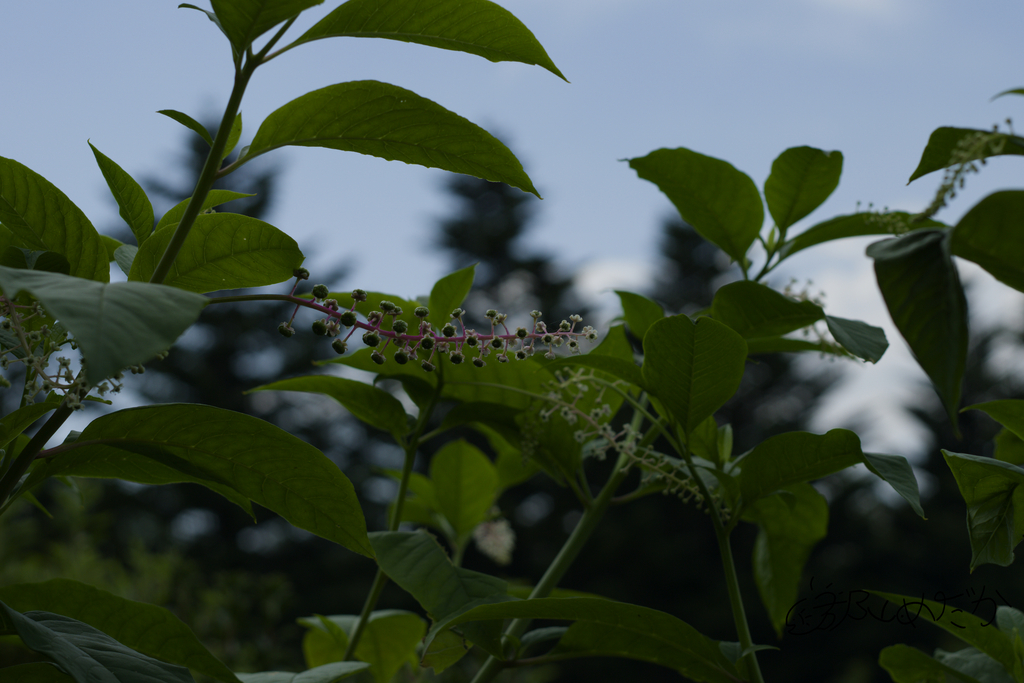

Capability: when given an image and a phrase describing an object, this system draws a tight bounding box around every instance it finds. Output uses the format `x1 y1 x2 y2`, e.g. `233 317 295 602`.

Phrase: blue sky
3 1 1024 457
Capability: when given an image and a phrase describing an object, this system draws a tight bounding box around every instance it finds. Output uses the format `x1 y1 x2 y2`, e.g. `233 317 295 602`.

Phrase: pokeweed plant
0 2 942 683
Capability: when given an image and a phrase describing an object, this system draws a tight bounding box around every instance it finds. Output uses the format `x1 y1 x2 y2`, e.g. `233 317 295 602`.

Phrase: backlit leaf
428 264 475 324
89 143 155 247
155 189 255 232
777 211 945 262
615 290 664 341
210 0 324 52
739 429 863 505
235 662 368 683
951 191 1024 293
824 315 888 363
157 109 213 147
710 281 823 339
908 127 1024 183
764 146 842 232
430 440 499 539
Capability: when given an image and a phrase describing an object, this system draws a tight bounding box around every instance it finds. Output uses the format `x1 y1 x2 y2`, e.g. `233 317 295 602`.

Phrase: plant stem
0 403 73 511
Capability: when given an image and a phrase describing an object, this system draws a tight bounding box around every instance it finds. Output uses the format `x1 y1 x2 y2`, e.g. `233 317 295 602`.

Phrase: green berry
332 339 348 354
490 338 503 349
362 331 380 347
311 284 330 300
515 327 528 339
379 300 396 313
312 319 329 336
370 350 386 365
451 308 464 319
485 309 498 320
394 350 409 365
515 349 527 360
352 289 368 302
472 357 486 368
414 306 430 319
393 319 409 335
420 336 434 351
278 322 295 338
441 323 456 337
465 335 478 347
421 360 435 373
559 320 571 332
450 352 464 365
340 311 358 327
294 267 310 280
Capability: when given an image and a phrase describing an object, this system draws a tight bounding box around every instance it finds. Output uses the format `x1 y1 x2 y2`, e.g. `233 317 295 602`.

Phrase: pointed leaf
0 603 193 683
867 230 967 428
155 189 256 232
862 453 926 518
0 400 59 451
629 148 763 262
0 267 207 383
428 264 475 324
235 662 368 683
100 235 123 262
250 375 409 440
222 113 243 162
995 429 1024 466
615 290 664 341
909 127 1024 183
129 213 303 292
420 628 469 673
210 0 324 52
764 146 842 232
430 440 499 539
941 450 1024 570
423 597 742 683
824 315 888 363
0 579 240 683
966 401 1024 441
879 644 983 683
114 244 137 277
951 191 1024 293
777 211 946 262
299 611 425 683
641 314 747 435
246 81 539 197
739 429 863 505
89 143 155 247
27 404 373 557
157 109 213 147
289 0 565 80
0 156 108 281
710 281 823 339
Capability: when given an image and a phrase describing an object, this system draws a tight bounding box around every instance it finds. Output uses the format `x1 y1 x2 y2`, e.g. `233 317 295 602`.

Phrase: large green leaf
235 662 368 683
154 189 255 232
26 404 373 557
0 267 207 383
0 400 59 451
742 483 828 638
0 579 240 683
287 0 565 80
641 314 747 435
157 109 214 147
128 213 304 292
966 401 1024 441
710 281 823 339
862 453 925 518
867 230 968 428
423 597 742 683
428 264 475 324
879 644 983 683
629 148 763 263
941 450 1024 570
0 663 73 682
0 603 192 683
824 315 888 363
0 157 108 282
299 610 425 683
777 211 946 262
615 290 664 342
951 191 1024 293
738 429 863 505
245 81 539 197
249 375 409 440
908 127 1024 183
210 0 324 52
89 143 155 248
430 440 499 539
764 146 842 232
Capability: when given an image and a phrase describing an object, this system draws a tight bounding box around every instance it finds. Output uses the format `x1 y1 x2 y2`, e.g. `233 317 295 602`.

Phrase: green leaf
430 440 499 539
299 611 425 683
0 579 240 683
27 404 373 557
935 647 1016 683
210 0 324 52
967 401 1024 441
420 628 469 673
114 244 137 277
235 662 369 683
867 230 967 429
369 530 512 652
545 354 644 390
478 423 538 491
777 211 946 262
941 450 1024 570
157 109 214 147
909 127 1024 183
641 314 747 435
879 643 983 683
0 400 59 451
764 146 843 232
249 375 409 440
89 143 155 248
951 191 1024 293
742 483 828 638
615 290 664 341
0 663 73 682
739 429 863 505
428 264 475 324
129 213 304 292
0 267 207 383
744 337 831 355
288 0 565 80
629 148 763 263
245 81 539 197
0 602 193 683
0 156 108 282
995 429 1024 466
222 113 243 161
862 452 926 518
156 189 256 232
100 235 123 262
710 281 823 339
423 597 742 683
824 315 888 363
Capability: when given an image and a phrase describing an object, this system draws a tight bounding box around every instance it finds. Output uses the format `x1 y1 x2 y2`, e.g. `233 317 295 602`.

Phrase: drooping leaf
862 453 926 518
430 440 499 539
742 483 828 638
155 189 256 232
951 191 1024 293
824 315 888 363
222 112 243 161
776 211 946 262
89 143 155 248
615 290 664 341
629 148 763 263
878 643 983 683
738 429 864 505
114 244 137 277
908 127 1024 183
710 281 823 340
0 603 193 683
764 146 842 232
941 450 1024 570
100 235 123 262
129 213 304 292
422 597 742 683
249 375 409 440
428 264 475 324
0 266 207 383
245 81 539 197
641 314 747 435
210 0 324 52
299 610 425 683
867 230 967 429
235 662 368 683
288 0 565 80
157 109 214 146
26 404 373 557
965 401 1024 441
0 156 108 281
0 579 240 683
